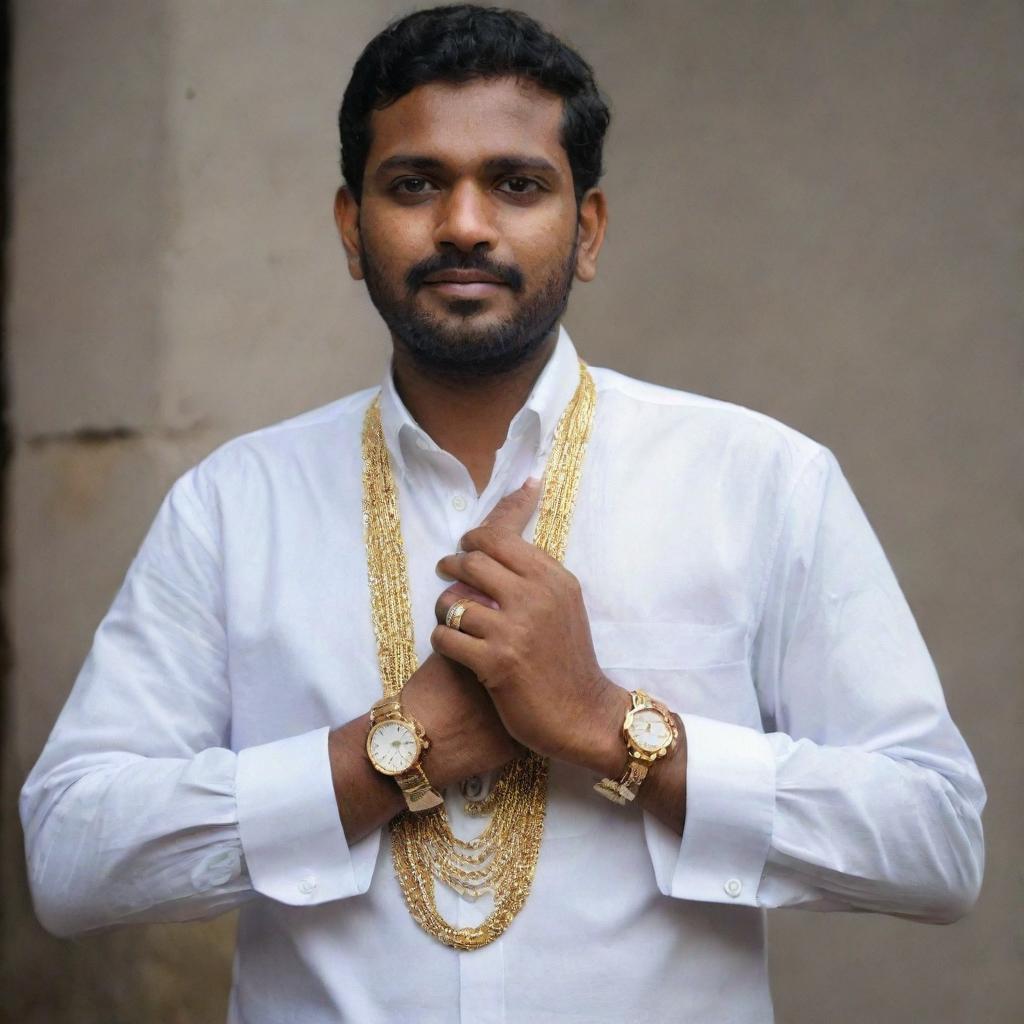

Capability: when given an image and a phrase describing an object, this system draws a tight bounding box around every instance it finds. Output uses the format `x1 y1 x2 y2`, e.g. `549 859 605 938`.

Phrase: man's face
337 76 601 377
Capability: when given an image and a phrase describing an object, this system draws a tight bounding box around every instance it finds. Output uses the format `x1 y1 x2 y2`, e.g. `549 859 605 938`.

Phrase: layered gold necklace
360 357 597 950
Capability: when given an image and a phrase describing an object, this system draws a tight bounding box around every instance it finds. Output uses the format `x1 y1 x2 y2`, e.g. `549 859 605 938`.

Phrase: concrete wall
3 1 1021 1020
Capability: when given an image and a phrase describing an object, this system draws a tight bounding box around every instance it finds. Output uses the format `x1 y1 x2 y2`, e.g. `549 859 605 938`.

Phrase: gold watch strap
369 695 403 723
593 759 649 804
395 764 445 812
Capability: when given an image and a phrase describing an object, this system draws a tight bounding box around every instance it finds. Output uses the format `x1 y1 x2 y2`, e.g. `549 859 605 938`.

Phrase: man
21 5 984 1023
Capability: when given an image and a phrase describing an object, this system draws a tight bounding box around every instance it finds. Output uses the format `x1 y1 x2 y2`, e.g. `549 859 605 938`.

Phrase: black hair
339 4 610 204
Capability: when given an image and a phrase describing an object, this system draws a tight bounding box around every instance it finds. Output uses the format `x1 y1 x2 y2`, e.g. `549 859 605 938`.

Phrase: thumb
479 475 542 537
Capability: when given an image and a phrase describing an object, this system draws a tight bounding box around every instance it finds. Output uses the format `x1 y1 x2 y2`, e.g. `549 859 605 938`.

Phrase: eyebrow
374 154 561 178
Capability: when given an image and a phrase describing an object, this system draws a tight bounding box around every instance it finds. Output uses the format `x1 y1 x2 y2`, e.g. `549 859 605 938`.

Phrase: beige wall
3 1 1021 1020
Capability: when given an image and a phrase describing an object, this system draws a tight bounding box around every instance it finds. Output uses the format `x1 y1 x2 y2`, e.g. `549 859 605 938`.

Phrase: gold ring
445 599 474 631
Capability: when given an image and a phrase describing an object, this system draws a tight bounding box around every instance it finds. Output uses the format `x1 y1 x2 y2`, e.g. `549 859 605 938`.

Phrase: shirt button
724 878 742 898
451 494 468 512
460 775 485 799
415 436 430 451
298 873 318 896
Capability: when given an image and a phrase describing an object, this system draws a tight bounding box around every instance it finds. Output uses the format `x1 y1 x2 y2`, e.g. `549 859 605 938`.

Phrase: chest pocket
592 619 756 721
543 619 759 840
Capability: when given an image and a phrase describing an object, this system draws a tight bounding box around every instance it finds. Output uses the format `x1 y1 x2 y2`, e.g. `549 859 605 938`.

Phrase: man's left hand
431 525 628 774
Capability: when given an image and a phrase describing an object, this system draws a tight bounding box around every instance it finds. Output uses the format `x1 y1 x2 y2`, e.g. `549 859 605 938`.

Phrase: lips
408 257 523 294
422 268 508 299
422 269 506 286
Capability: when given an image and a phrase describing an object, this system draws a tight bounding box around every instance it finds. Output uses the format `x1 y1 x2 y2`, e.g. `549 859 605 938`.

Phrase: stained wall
3 2 1021 1020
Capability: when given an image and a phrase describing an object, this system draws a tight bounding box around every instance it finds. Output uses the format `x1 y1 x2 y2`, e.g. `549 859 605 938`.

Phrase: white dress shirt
21 328 985 1023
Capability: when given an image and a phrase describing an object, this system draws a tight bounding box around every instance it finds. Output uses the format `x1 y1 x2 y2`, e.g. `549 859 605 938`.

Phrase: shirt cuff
642 714 775 906
236 726 380 905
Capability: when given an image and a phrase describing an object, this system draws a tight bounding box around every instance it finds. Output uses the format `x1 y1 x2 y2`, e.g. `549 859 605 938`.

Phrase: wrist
328 715 405 843
575 677 630 777
399 684 452 789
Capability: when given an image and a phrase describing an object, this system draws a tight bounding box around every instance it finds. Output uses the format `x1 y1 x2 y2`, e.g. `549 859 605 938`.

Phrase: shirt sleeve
19 468 377 939
643 446 986 921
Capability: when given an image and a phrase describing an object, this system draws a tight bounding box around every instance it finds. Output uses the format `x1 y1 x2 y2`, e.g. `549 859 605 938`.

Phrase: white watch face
628 707 672 752
369 721 419 774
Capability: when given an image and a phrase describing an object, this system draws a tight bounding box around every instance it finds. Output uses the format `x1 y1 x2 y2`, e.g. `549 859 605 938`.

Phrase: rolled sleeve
644 714 775 906
236 726 380 905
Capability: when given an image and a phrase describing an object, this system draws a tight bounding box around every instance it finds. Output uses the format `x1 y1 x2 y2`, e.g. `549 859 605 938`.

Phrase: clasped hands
404 477 629 782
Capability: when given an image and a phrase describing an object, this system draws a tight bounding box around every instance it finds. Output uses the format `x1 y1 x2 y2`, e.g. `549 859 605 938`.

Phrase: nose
433 180 498 253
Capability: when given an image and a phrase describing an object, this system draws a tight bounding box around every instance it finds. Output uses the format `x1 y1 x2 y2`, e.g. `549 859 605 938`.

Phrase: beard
360 235 578 381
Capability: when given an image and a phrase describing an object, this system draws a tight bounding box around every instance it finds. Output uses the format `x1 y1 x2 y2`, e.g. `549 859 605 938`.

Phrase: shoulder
178 386 379 514
589 364 829 487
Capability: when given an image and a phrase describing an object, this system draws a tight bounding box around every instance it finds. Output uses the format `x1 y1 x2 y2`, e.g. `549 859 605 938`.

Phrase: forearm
638 713 985 922
572 683 688 836
636 719 687 835
328 714 405 844
21 747 254 937
329 664 524 844
757 731 984 919
23 723 385 938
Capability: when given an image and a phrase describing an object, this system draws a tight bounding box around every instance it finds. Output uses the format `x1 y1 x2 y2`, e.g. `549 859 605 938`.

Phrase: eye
391 177 438 197
497 177 542 196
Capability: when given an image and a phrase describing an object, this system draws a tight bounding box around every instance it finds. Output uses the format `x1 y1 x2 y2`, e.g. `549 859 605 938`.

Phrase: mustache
405 252 524 293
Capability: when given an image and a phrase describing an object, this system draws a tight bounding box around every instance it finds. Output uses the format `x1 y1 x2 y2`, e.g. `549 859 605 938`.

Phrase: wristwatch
365 696 444 813
594 689 679 804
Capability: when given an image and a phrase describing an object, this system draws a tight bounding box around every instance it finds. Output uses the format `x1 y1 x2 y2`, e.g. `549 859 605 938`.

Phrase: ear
574 187 608 283
334 186 364 281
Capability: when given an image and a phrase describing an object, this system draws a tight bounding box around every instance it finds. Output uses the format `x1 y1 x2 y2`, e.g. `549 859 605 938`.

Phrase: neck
390 331 559 494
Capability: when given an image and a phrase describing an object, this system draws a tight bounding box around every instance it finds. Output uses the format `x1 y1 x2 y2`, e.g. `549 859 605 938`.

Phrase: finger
433 581 499 622
458 523 554 577
436 550 521 606
478 476 542 537
434 585 500 626
430 623 489 678
440 598 501 640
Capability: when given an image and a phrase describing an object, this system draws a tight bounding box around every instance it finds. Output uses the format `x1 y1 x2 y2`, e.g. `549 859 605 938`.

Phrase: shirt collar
378 325 582 479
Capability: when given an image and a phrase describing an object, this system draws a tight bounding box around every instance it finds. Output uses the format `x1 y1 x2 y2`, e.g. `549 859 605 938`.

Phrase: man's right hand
329 477 541 843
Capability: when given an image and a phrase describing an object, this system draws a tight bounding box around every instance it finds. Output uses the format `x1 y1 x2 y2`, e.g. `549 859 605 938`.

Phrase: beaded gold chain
360 358 597 950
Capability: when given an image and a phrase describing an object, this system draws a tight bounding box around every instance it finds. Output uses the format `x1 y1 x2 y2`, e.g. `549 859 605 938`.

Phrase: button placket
458 894 506 1024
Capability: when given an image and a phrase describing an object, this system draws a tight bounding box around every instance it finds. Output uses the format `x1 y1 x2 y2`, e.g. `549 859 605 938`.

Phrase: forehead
366 77 568 173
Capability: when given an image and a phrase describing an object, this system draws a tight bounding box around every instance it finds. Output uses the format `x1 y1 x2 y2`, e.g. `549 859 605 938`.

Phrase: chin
423 290 515 318
440 298 490 318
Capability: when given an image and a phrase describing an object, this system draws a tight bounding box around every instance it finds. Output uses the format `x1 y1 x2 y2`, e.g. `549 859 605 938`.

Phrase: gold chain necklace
360 358 597 950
